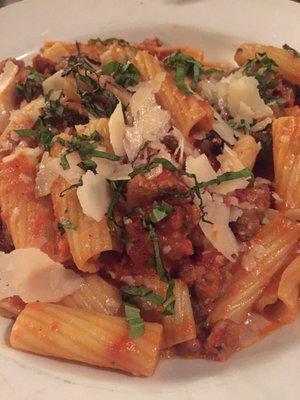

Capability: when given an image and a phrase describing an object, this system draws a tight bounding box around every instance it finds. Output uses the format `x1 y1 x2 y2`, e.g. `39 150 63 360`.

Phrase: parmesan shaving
228 75 273 121
109 101 126 156
124 81 170 161
108 163 133 181
213 111 237 145
36 152 83 197
0 248 82 302
77 171 112 222
199 194 240 261
42 70 65 95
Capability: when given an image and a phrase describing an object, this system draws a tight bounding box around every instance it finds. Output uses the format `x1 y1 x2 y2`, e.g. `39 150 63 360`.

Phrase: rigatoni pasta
50 135 118 272
60 274 123 316
273 116 300 210
135 50 213 135
234 43 300 85
208 215 300 324
10 303 162 377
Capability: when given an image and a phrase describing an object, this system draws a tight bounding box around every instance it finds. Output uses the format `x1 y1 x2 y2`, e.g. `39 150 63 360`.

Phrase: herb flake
124 302 144 338
102 61 140 88
58 220 77 232
164 50 222 94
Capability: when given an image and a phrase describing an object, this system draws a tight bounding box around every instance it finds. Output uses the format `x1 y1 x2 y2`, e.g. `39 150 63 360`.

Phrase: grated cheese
0 248 82 302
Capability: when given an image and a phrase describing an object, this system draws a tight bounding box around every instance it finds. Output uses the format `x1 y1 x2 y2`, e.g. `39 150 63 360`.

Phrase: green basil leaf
92 149 121 161
162 279 175 316
14 129 36 138
121 285 164 306
77 159 97 173
124 303 144 338
58 219 77 232
102 61 122 75
150 201 174 223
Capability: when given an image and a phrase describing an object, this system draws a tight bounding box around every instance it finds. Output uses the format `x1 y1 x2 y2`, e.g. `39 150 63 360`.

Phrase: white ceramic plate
0 0 300 398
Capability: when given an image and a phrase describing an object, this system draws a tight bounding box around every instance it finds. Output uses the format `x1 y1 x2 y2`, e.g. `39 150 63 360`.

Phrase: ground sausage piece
126 169 189 209
205 319 240 361
32 55 57 76
161 135 179 154
229 183 271 241
178 250 229 300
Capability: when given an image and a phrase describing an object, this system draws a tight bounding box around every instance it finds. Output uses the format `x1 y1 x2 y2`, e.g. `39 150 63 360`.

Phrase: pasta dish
0 37 299 377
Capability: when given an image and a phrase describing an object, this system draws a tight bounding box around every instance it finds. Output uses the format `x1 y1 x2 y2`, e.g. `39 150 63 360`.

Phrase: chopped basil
43 91 64 120
129 157 177 179
77 159 98 173
62 53 97 77
102 61 140 88
124 302 144 338
134 208 176 316
88 37 130 47
162 279 175 316
282 44 300 58
227 119 251 132
62 48 118 117
151 157 177 172
54 131 120 172
15 66 44 102
107 180 126 233
78 86 118 118
121 285 164 305
59 177 83 197
242 53 280 103
58 219 77 232
92 149 120 161
147 223 169 281
198 168 255 189
14 117 54 151
150 201 174 223
164 50 222 94
121 283 175 318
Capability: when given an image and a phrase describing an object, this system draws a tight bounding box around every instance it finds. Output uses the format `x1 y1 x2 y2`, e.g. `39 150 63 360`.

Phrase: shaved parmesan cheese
199 195 239 261
35 152 59 196
0 248 82 302
200 72 273 123
218 145 244 171
92 149 116 176
109 101 126 156
228 76 273 121
36 152 82 196
2 146 41 163
124 81 170 161
77 171 111 222
0 60 18 93
123 125 144 162
172 128 185 165
213 111 237 145
251 117 273 132
213 145 249 194
108 163 133 181
52 152 83 184
229 206 243 222
185 154 216 185
42 70 65 95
